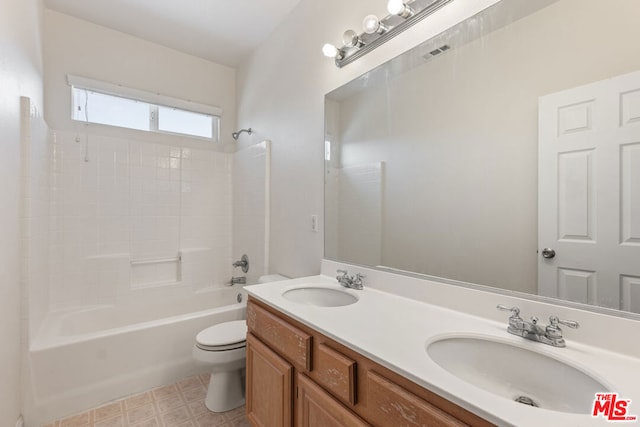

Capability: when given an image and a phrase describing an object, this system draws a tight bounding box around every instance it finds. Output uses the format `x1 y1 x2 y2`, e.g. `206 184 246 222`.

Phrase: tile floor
43 373 250 427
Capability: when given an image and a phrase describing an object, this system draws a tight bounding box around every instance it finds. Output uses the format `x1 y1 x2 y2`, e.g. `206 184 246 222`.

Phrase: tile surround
48 131 233 309
45 374 249 427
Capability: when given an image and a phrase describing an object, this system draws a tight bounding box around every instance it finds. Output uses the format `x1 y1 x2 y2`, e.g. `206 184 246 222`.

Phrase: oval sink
426 336 610 414
282 286 358 307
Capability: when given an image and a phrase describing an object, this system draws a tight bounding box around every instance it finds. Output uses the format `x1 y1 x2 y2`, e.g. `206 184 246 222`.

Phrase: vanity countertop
244 274 640 427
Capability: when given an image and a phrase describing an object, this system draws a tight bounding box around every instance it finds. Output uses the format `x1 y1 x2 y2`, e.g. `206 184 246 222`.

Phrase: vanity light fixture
323 0 453 68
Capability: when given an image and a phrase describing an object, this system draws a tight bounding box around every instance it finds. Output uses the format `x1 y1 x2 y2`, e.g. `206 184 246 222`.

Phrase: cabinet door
297 374 370 427
246 333 293 427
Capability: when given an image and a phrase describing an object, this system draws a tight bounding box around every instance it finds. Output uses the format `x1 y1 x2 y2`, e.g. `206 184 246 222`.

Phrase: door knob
541 248 556 259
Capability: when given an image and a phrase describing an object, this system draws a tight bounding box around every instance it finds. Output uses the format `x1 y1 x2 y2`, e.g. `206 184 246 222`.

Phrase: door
297 374 370 427
246 333 293 427
539 70 640 312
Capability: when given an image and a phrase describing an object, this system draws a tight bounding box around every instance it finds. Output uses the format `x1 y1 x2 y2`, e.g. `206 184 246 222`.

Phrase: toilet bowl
192 320 248 412
193 274 288 412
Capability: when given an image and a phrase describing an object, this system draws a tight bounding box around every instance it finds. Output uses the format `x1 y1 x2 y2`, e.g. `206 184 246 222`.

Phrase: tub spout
229 277 246 286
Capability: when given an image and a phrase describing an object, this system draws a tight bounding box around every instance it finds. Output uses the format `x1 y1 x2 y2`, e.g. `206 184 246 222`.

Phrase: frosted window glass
73 88 150 131
71 86 218 141
158 106 213 138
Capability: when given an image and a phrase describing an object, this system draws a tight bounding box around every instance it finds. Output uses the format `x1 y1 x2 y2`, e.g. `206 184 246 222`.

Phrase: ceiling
44 0 303 67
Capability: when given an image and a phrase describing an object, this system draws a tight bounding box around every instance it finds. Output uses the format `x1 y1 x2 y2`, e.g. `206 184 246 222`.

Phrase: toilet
192 274 288 412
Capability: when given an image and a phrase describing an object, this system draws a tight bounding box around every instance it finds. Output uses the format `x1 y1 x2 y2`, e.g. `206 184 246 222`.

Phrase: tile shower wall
49 130 232 310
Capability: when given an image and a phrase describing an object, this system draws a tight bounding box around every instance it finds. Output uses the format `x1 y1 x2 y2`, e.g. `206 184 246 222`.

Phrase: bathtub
27 287 247 425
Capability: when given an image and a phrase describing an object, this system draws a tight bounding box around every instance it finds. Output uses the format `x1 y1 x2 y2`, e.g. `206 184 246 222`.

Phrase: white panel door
539 70 640 312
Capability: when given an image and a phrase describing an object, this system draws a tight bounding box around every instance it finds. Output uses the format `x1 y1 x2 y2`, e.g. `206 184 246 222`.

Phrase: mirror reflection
325 0 640 314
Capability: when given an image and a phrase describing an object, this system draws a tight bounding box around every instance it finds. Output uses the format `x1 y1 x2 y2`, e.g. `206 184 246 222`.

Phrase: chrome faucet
336 270 365 290
232 254 249 273
229 276 246 286
496 305 579 348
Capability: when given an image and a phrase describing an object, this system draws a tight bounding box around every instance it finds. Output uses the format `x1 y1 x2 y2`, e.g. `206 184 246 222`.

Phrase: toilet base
204 370 245 412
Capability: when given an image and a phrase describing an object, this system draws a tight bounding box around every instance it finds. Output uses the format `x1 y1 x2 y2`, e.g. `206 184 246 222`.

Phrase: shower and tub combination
21 103 272 425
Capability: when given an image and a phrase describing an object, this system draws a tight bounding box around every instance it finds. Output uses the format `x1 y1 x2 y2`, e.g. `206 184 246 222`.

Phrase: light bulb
322 43 339 58
387 0 405 15
362 15 381 34
387 0 414 18
342 30 362 48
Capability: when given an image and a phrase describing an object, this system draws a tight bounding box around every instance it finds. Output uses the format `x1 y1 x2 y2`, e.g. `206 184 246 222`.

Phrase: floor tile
45 374 248 427
161 407 192 426
177 375 202 391
128 417 160 427
126 403 157 424
156 394 186 414
194 411 228 427
60 412 91 427
182 386 206 403
93 415 123 427
124 392 152 411
152 384 179 401
94 401 123 422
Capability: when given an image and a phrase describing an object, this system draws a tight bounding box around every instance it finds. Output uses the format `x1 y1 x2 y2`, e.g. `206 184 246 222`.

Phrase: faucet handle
352 273 366 289
549 315 579 329
336 269 349 279
496 304 521 317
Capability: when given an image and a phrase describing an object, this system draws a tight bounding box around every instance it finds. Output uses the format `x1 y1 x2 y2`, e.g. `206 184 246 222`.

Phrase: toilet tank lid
196 320 247 347
258 274 289 284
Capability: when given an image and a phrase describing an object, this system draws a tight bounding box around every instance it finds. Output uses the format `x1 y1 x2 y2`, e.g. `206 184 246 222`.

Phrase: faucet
496 305 579 347
229 276 246 286
336 270 365 290
232 254 249 273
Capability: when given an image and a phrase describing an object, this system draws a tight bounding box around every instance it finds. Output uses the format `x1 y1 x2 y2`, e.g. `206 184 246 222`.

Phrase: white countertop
245 274 640 427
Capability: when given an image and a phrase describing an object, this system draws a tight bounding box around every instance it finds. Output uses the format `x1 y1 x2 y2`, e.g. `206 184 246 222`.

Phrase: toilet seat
196 320 247 351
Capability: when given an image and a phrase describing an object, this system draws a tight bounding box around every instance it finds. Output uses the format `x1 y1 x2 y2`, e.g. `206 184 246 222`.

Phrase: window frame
68 74 222 142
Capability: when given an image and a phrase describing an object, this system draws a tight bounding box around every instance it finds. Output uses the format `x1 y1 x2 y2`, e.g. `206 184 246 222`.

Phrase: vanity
245 296 489 427
244 265 640 426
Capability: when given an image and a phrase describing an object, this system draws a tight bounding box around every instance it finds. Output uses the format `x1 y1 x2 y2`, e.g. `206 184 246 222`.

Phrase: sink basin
282 286 358 307
426 336 610 414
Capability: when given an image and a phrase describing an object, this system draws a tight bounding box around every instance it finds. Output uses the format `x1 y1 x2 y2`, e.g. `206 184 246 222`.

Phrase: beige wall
237 0 500 278
44 9 237 151
0 0 43 425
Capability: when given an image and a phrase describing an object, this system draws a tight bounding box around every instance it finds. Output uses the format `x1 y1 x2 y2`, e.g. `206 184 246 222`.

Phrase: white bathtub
27 287 247 425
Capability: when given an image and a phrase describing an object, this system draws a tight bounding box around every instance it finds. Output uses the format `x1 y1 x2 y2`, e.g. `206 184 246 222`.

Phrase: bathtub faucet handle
232 254 249 273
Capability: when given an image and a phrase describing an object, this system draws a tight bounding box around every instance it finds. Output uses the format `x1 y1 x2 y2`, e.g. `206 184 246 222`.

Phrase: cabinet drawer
311 344 357 405
298 374 370 427
366 371 467 427
247 300 312 371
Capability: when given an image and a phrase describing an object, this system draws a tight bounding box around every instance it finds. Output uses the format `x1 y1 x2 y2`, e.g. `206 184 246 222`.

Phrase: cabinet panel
247 300 312 372
246 333 293 427
297 373 370 427
366 371 467 427
311 343 357 405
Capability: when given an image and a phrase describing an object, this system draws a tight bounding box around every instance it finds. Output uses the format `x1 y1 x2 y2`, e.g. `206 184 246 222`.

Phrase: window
69 75 221 141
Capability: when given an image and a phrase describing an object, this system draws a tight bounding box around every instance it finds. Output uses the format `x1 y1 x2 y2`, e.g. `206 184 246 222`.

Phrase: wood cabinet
246 333 293 427
246 297 494 427
297 374 370 427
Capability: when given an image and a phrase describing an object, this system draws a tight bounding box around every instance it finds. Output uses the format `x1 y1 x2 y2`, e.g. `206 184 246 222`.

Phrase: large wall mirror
325 0 640 317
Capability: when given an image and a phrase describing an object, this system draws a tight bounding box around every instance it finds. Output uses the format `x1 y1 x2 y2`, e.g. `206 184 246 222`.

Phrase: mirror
325 0 640 316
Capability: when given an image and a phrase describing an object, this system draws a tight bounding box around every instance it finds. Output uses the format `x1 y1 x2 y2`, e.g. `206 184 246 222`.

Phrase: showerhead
232 128 252 140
